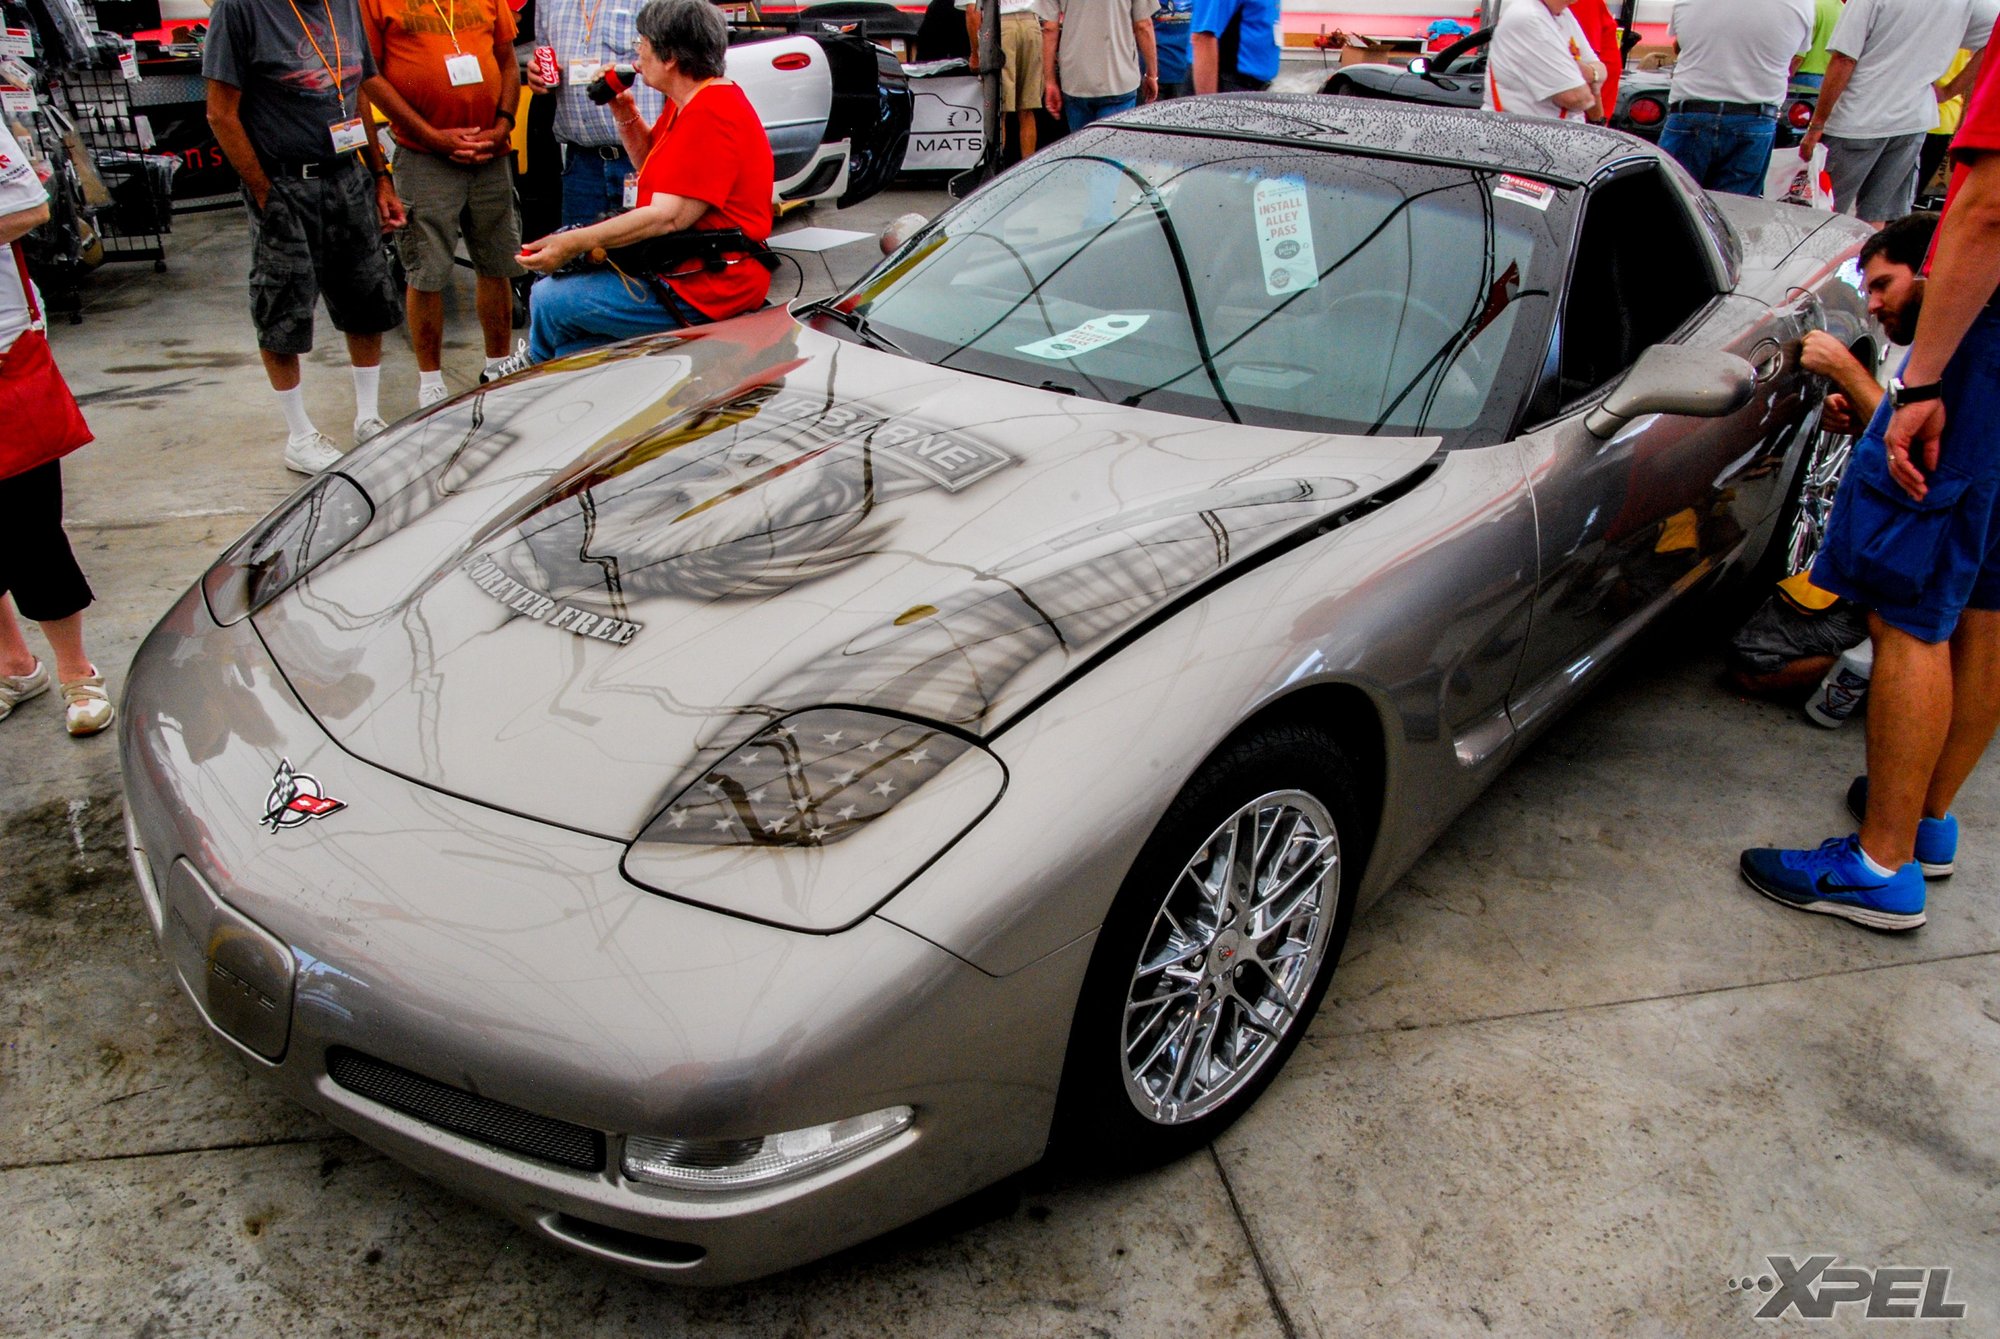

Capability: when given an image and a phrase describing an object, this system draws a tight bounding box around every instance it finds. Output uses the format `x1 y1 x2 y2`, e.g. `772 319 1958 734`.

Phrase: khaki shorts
393 151 525 291
1000 11 1043 113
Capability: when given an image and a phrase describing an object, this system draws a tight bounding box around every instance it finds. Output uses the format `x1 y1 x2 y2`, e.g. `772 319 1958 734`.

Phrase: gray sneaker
482 339 533 384
283 431 344 476
0 659 49 722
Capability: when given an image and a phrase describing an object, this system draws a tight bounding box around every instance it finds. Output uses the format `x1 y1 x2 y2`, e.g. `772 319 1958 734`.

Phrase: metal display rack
53 58 169 268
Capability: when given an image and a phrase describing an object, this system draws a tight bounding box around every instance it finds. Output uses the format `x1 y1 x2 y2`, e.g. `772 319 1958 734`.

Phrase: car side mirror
1586 345 1757 438
1407 56 1430 75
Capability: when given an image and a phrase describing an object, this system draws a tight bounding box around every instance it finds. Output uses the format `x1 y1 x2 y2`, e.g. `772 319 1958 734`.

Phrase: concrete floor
5 185 2000 1338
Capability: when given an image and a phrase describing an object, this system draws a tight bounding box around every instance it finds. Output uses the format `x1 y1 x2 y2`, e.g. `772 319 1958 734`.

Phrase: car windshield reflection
826 131 1560 439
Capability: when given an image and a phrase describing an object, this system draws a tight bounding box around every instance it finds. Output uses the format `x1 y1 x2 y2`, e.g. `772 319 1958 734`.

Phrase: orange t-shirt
636 82 775 320
361 0 516 143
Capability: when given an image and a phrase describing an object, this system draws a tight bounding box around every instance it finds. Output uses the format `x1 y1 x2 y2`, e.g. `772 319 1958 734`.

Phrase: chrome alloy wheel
1783 426 1853 578
1121 790 1342 1125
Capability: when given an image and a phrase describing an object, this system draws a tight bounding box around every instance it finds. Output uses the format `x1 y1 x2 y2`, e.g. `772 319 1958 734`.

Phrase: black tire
1053 722 1367 1167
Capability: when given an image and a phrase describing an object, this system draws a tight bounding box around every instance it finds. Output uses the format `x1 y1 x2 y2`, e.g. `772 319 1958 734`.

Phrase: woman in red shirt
511 0 774 363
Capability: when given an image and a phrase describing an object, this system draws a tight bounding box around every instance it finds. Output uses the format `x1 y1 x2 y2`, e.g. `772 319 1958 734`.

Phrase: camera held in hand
587 64 639 104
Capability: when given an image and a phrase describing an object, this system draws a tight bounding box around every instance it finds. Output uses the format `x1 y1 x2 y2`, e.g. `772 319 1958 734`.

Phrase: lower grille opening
327 1047 605 1172
544 1213 706 1267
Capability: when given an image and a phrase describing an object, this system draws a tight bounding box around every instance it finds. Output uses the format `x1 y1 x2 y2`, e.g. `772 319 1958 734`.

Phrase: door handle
1750 338 1785 384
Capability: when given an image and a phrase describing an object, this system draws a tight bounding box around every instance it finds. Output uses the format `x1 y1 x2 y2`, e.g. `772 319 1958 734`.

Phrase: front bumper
118 585 1085 1283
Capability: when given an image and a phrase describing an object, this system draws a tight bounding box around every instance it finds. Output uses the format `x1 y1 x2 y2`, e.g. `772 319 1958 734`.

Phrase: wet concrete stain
73 378 218 407
102 352 262 373
4 792 132 920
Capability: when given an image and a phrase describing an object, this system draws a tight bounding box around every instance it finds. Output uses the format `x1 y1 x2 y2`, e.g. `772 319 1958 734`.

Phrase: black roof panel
1108 94 1657 187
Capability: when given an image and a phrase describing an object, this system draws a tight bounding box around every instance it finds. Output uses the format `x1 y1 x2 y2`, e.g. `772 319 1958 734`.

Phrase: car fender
880 440 1541 976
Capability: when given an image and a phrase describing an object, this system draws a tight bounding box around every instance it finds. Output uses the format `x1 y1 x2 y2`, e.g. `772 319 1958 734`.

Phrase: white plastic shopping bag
1765 144 1834 210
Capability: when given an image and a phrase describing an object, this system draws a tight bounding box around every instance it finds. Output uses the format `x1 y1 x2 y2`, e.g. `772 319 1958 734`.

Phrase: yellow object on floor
1778 571 1841 613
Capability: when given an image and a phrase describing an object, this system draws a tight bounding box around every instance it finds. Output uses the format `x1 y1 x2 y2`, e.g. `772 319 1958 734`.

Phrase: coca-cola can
532 45 560 87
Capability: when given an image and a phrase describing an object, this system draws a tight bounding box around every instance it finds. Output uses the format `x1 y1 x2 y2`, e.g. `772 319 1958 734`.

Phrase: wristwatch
1888 376 1944 408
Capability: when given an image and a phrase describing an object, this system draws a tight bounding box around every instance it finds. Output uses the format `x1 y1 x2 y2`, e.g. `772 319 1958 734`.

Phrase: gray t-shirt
1825 0 1998 138
1038 0 1158 100
204 0 378 164
1667 0 1814 107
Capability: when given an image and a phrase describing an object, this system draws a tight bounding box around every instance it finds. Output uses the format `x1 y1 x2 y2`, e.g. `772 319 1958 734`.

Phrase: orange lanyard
283 0 349 117
581 0 607 45
425 0 463 53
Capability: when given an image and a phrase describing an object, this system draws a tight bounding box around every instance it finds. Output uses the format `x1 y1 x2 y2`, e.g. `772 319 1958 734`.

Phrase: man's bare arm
206 80 273 209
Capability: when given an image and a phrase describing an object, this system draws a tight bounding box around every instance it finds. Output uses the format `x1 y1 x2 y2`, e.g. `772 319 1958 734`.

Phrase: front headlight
202 473 373 625
637 708 976 849
622 707 1006 931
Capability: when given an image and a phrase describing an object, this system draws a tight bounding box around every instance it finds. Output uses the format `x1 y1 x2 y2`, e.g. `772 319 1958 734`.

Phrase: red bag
0 245 92 482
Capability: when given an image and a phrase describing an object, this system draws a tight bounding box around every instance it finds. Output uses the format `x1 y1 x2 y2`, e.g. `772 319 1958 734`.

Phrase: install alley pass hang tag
445 53 483 86
1016 314 1149 360
1254 176 1319 297
330 118 368 153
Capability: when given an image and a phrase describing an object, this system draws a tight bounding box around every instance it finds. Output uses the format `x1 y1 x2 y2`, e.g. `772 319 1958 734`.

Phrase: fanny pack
555 227 780 282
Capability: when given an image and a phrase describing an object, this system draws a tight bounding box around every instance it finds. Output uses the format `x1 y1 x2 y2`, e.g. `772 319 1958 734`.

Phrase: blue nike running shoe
1739 834 1926 931
1845 775 1957 878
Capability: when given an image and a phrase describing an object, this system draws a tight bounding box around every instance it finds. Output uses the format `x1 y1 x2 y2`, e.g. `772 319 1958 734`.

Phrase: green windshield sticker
1254 176 1319 297
1016 314 1151 359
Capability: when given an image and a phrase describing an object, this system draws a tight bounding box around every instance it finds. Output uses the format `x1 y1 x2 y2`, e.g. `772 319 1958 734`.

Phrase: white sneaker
418 381 451 409
481 340 533 384
61 669 114 737
0 659 48 723
283 431 345 475
354 415 389 445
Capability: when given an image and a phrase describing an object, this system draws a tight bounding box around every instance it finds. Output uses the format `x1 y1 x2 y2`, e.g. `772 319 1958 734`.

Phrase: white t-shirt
0 121 49 354
1825 0 1999 138
958 0 1040 14
1667 0 1814 107
1483 0 1593 121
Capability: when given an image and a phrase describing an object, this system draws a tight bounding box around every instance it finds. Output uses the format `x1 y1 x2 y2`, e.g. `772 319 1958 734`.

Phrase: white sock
484 351 514 375
276 386 316 441
1856 846 1897 878
418 369 446 399
352 364 381 422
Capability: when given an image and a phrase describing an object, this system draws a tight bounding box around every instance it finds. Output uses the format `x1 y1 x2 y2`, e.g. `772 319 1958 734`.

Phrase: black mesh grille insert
327 1048 605 1172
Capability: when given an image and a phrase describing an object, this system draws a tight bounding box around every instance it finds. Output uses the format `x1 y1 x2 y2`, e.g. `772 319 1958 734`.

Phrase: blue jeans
560 146 636 228
526 269 706 361
1064 90 1138 133
1658 111 1778 197
1791 72 1823 91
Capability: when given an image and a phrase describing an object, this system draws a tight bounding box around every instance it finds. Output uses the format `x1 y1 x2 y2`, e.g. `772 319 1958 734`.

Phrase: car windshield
824 128 1561 439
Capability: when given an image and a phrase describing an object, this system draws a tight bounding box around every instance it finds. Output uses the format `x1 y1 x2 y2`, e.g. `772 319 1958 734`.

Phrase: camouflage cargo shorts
245 158 403 355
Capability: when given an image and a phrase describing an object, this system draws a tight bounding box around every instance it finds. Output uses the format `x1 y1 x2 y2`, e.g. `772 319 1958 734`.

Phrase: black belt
1670 99 1780 118
264 155 358 180
572 144 628 160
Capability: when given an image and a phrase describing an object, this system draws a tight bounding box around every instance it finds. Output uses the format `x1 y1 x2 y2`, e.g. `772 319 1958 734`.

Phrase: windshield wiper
810 302 911 358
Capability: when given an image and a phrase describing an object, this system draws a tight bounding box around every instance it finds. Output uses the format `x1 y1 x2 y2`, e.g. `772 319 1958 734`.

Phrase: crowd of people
192 0 776 478
1487 0 1992 221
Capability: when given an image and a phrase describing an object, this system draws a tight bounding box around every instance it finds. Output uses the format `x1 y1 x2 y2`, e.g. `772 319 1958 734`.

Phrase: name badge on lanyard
622 173 639 210
569 60 601 87
330 117 368 153
445 52 483 86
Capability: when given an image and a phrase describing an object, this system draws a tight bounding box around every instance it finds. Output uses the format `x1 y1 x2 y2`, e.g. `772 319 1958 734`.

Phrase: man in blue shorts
1741 13 2000 931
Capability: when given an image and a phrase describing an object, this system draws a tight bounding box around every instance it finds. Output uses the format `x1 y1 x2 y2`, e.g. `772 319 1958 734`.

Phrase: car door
1508 162 1807 731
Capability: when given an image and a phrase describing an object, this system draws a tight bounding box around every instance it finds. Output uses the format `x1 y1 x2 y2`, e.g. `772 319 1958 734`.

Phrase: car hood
254 308 1436 838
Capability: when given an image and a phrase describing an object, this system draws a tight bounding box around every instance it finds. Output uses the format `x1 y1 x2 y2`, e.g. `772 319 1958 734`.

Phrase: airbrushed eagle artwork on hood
120 98 1873 1285
245 308 1428 838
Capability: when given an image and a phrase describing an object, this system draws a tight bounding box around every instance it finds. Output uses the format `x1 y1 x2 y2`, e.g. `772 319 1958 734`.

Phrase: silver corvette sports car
121 97 1874 1283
